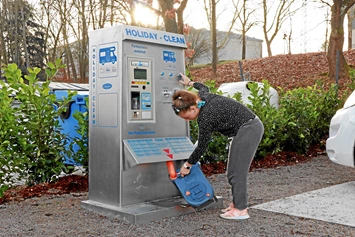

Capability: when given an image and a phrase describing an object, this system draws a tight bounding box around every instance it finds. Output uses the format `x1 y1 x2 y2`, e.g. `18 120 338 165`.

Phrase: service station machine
81 25 220 224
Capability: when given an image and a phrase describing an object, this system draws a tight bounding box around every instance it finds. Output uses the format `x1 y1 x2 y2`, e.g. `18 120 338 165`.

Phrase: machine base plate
81 196 223 224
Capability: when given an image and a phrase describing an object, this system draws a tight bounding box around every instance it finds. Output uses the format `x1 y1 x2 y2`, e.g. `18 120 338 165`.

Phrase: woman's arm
178 73 194 87
187 125 213 165
178 73 210 94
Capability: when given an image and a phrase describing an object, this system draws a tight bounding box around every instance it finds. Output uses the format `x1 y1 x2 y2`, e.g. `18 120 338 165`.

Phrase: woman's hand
178 73 193 87
180 162 192 177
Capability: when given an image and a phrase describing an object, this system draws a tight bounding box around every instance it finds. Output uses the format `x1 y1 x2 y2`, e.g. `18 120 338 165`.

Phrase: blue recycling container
50 83 89 166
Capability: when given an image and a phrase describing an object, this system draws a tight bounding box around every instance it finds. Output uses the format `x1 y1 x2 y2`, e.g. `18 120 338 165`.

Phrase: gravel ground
1 155 355 237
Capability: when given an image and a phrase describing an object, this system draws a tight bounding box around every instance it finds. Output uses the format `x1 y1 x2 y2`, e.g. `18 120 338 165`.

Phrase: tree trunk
14 0 19 65
327 2 349 79
324 10 329 53
176 0 188 34
158 0 178 33
241 1 246 60
60 4 77 81
80 0 88 82
0 1 8 66
21 5 29 69
242 33 246 59
262 0 299 57
99 0 108 28
211 0 217 75
262 0 272 57
347 10 353 50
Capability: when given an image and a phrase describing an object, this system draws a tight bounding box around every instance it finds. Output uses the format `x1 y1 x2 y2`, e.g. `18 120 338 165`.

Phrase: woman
172 73 264 220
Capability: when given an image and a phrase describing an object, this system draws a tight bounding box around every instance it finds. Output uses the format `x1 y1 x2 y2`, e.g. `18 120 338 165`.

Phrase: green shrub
246 80 292 157
0 78 23 197
69 98 89 172
0 60 75 198
278 82 341 153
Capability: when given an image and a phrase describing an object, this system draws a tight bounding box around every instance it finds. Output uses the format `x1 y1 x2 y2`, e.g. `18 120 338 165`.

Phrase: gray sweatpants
227 116 264 210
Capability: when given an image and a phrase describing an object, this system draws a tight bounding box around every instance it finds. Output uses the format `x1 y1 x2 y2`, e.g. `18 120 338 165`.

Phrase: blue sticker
102 83 112 90
163 50 176 63
99 47 117 65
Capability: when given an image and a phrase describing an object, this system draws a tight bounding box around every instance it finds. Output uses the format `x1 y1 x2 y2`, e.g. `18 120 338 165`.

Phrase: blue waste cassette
172 163 217 209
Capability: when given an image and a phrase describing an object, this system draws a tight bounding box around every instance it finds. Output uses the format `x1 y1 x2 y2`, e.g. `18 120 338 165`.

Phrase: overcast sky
183 0 339 57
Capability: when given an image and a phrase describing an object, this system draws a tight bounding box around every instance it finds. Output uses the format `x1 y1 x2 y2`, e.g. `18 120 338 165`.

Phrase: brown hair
172 90 198 113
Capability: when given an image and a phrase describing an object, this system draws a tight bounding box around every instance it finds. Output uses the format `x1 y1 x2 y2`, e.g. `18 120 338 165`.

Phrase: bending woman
172 73 264 220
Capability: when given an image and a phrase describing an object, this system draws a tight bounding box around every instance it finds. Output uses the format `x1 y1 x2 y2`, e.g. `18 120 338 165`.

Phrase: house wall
218 38 262 61
192 31 263 65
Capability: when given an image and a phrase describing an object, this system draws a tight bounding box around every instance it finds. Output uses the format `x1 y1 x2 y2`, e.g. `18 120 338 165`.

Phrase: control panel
123 136 195 164
128 58 153 122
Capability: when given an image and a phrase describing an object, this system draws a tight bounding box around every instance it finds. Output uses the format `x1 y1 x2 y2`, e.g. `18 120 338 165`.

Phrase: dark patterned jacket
188 82 256 164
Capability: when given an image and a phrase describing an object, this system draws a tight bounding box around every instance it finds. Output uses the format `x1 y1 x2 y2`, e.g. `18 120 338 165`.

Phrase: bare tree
185 27 210 65
321 0 355 79
98 0 109 27
211 0 217 74
0 1 8 69
322 8 330 52
20 5 29 68
13 0 20 65
283 30 292 54
233 0 257 60
261 0 302 57
77 0 89 82
132 0 188 33
37 0 128 82
58 0 77 81
203 0 239 75
96 0 132 28
1 0 46 77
